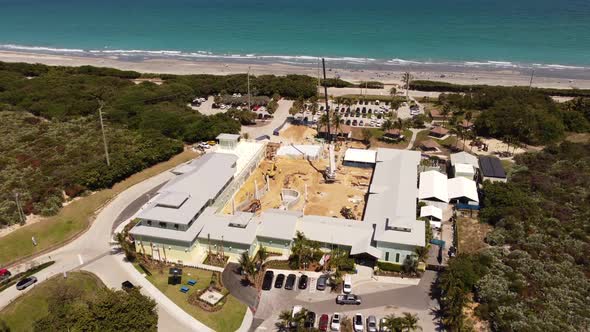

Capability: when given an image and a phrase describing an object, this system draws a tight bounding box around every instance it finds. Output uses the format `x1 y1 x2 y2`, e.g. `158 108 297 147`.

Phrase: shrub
377 261 403 272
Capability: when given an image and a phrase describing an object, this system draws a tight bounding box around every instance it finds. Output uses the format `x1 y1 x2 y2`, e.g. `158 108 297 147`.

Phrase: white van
343 275 352 294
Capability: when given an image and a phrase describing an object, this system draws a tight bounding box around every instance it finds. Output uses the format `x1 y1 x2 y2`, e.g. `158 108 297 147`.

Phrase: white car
343 275 352 294
354 313 364 332
331 313 341 331
198 142 210 149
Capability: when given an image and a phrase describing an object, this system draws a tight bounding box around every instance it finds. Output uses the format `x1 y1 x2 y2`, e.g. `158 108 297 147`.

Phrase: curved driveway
0 165 212 331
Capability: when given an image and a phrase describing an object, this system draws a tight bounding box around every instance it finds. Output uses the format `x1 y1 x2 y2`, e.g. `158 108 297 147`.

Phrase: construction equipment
242 199 261 213
266 162 278 179
340 206 355 219
324 143 336 182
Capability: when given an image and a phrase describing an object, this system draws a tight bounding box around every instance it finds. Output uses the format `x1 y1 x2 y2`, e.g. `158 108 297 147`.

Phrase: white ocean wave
0 44 588 71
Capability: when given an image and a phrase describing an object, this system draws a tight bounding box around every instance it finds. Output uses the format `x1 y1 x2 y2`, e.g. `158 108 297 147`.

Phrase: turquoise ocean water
0 0 589 68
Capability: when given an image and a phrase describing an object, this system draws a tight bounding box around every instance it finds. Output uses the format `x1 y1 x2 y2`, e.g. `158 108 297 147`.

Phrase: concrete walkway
406 128 422 150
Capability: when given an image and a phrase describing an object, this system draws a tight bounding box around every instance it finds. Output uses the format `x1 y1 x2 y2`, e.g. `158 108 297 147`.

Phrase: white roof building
450 151 479 168
343 148 377 164
448 177 479 203
418 170 449 203
454 163 476 180
257 209 301 241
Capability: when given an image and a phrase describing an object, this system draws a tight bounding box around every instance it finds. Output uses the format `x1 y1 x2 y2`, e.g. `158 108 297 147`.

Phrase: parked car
121 280 135 291
330 313 342 331
336 294 361 305
274 273 285 288
262 271 274 290
366 315 378 332
198 142 210 149
0 268 11 281
298 274 308 289
343 275 352 294
316 274 328 291
379 318 391 332
16 276 37 290
354 313 364 332
319 314 330 331
304 311 317 329
285 274 297 290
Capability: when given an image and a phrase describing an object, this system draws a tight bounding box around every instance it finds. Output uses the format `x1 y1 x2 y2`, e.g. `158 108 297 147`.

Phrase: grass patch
0 271 104 332
140 264 246 332
456 217 492 254
412 129 430 149
0 149 199 266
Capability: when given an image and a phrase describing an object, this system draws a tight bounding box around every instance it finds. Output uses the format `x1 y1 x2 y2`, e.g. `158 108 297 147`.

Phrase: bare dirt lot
279 125 318 144
226 153 373 220
457 215 492 254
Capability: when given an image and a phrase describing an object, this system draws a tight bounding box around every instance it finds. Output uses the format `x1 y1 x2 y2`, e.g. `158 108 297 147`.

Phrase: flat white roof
216 133 241 141
257 209 301 241
344 148 376 164
454 163 476 175
450 152 479 168
197 209 257 245
137 153 237 225
277 144 322 158
418 170 449 203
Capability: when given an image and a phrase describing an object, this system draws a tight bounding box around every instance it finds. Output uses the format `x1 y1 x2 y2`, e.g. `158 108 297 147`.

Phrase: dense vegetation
440 142 590 331
0 111 183 226
436 88 590 145
410 80 590 97
34 281 157 331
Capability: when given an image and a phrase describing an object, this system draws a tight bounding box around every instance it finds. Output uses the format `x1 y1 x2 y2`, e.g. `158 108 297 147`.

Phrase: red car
0 269 11 281
318 314 330 331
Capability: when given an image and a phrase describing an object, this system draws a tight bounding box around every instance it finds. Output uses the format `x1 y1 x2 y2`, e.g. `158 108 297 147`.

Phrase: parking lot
253 270 440 331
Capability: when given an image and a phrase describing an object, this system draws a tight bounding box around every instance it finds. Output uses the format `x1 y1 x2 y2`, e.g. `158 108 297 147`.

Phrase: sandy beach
2 50 590 89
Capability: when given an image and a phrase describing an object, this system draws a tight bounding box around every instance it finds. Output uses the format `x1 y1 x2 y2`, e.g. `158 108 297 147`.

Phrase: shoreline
2 50 590 89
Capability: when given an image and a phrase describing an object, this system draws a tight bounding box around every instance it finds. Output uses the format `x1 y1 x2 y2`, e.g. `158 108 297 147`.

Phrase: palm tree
238 251 255 284
441 103 451 126
402 72 412 101
277 310 294 329
382 118 394 131
401 313 422 331
257 246 268 264
332 113 342 138
384 314 404 332
395 118 404 131
291 231 308 269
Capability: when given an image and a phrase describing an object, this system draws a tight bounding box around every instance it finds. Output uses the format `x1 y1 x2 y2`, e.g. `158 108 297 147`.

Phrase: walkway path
406 128 422 150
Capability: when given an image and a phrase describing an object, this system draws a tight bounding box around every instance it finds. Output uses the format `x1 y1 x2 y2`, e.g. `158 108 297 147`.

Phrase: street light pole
97 99 110 166
247 66 251 111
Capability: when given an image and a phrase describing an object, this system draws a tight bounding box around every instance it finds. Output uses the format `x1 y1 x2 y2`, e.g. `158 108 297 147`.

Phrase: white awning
344 148 377 164
420 205 443 221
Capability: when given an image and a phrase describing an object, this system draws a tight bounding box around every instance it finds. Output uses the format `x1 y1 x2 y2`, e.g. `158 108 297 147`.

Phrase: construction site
223 141 373 220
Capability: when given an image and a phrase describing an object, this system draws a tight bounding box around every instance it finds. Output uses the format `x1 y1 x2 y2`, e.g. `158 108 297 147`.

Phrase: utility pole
317 59 321 99
322 58 331 142
528 69 535 91
247 66 252 111
14 192 25 225
97 99 110 166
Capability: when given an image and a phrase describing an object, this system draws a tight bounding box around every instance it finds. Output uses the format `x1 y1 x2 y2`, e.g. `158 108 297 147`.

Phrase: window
385 252 390 261
146 220 152 226
395 253 400 263
174 224 179 230
159 222 167 228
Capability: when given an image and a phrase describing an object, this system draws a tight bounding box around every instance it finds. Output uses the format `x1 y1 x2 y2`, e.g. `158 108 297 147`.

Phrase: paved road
241 99 293 139
0 165 210 331
222 263 258 308
112 182 166 231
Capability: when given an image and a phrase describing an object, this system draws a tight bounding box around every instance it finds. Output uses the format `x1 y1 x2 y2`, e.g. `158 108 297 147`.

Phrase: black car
16 276 37 290
121 280 135 291
298 274 308 290
316 274 328 291
304 311 317 329
262 271 274 290
285 274 297 290
274 273 285 288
